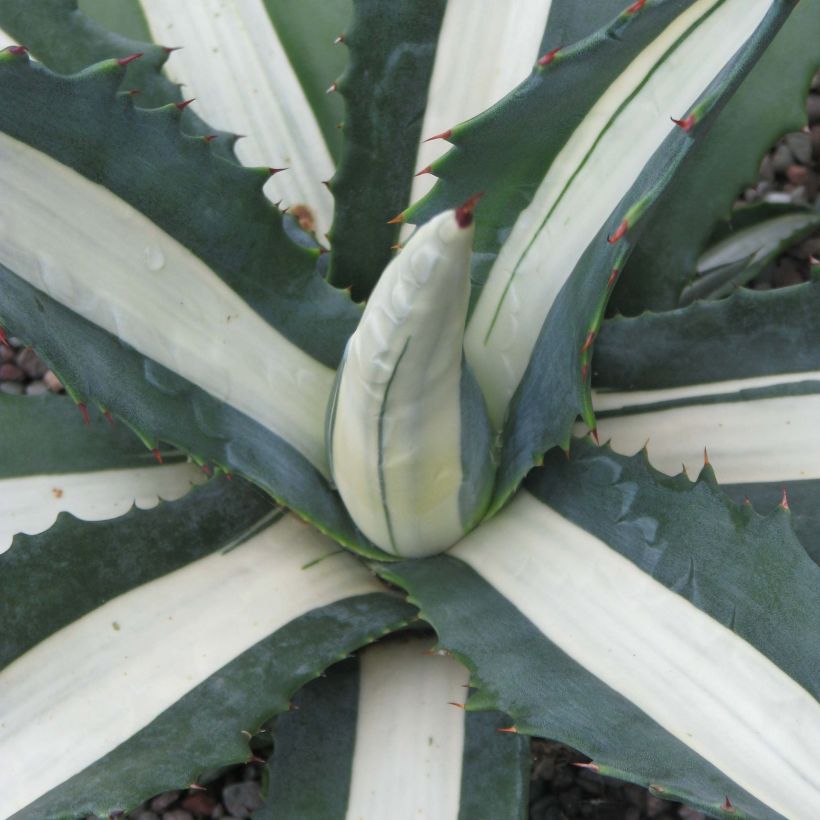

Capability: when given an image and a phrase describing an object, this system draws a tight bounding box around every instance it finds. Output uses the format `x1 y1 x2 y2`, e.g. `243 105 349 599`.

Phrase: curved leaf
0 393 204 551
0 0 229 147
383 439 820 819
326 0 447 299
136 0 337 235
0 53 377 551
408 0 553 208
612 0 820 314
260 638 530 819
681 202 820 305
401 0 796 512
592 279 820 562
1 483 413 819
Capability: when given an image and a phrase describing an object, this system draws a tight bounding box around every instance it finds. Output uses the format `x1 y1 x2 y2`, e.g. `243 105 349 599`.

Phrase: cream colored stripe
452 492 820 819
0 25 13 47
347 640 469 820
593 370 820 413
590 392 820 483
408 0 553 207
0 515 380 818
0 133 334 473
140 0 335 238
464 0 774 428
0 462 206 554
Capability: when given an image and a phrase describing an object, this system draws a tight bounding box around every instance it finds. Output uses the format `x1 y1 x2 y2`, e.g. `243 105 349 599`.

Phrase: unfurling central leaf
327 202 495 558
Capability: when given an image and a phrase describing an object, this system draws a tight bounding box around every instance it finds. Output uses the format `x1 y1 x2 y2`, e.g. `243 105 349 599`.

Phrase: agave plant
1 0 819 818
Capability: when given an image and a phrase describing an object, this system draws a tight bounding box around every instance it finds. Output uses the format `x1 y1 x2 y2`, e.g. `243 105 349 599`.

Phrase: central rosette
326 202 495 558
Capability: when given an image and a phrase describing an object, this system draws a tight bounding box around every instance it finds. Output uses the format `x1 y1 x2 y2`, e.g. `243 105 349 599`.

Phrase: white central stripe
0 462 205 553
590 391 820 483
408 0 553 207
347 640 469 820
0 133 334 473
0 515 381 818
465 0 773 427
452 492 820 819
140 0 335 237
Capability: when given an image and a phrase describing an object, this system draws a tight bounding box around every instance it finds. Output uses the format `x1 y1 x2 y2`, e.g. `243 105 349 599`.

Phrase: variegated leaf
260 637 530 819
382 439 820 820
592 278 820 563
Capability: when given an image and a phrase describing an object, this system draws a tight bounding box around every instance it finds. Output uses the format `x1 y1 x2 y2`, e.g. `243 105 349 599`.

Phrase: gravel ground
4 77 819 820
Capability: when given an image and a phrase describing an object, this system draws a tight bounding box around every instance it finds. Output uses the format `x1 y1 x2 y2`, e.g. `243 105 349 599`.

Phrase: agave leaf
540 0 633 47
259 638 529 819
0 0 231 149
680 202 820 305
326 0 447 299
0 393 205 551
260 0 350 160
612 0 820 314
0 480 413 819
592 279 820 562
382 439 820 819
408 0 554 209
77 0 152 40
0 52 383 552
77 0 352 162
401 0 796 514
134 0 337 234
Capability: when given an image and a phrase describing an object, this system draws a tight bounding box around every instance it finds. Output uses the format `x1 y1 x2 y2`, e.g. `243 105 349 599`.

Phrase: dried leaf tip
779 487 790 511
496 726 518 734
448 702 466 709
703 446 710 467
455 192 485 228
151 448 164 465
572 762 600 773
537 47 561 67
117 53 143 67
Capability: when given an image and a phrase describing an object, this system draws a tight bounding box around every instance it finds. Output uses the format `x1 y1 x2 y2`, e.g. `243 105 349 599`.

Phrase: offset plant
0 1 819 818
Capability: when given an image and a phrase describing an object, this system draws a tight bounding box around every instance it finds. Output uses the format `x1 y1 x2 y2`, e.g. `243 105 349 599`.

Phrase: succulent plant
0 1 818 818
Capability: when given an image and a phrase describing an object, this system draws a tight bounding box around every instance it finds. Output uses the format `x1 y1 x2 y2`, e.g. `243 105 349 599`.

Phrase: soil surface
5 76 819 820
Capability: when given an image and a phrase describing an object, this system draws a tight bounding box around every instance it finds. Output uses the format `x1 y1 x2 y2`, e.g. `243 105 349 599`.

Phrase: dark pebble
0 363 24 381
558 785 582 814
808 93 820 124
786 163 810 186
150 792 180 814
162 811 193 820
180 793 217 816
15 347 47 379
221 782 261 818
551 765 575 791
